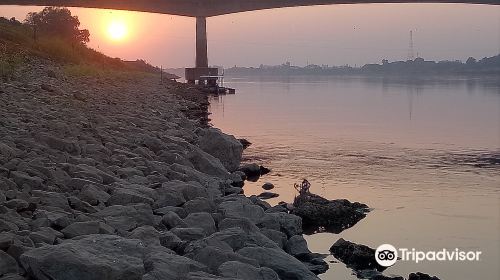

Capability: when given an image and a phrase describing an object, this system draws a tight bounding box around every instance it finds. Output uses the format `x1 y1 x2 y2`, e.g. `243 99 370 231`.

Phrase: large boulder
218 261 279 280
186 146 230 177
258 212 302 238
197 128 243 172
183 213 217 235
170 227 206 242
161 211 188 229
237 247 319 280
218 198 265 223
9 171 43 189
329 238 385 272
184 227 278 254
285 235 311 257
20 235 146 280
189 246 259 273
107 184 155 206
92 204 154 233
61 221 114 238
292 193 369 234
78 184 110 206
0 250 18 275
142 248 208 280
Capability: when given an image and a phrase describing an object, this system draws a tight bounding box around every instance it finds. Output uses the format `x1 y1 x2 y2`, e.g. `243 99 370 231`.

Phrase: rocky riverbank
0 57 328 280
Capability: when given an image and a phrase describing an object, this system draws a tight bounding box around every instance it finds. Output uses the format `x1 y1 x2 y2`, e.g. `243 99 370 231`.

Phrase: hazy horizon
1 4 499 68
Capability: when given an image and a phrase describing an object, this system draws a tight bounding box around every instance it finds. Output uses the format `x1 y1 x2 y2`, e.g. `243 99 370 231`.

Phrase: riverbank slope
0 50 330 280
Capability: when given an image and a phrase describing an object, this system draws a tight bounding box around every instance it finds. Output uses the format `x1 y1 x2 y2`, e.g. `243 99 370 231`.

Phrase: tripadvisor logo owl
375 244 482 267
375 244 398 267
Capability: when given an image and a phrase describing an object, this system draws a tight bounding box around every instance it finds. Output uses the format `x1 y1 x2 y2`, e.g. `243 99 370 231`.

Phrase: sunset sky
1 4 499 68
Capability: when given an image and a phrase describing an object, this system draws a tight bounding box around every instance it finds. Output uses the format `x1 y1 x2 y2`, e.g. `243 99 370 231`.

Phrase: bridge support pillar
186 16 218 85
196 16 208 69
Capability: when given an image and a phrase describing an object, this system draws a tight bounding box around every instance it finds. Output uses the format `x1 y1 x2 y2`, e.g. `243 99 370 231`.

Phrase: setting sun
107 21 127 40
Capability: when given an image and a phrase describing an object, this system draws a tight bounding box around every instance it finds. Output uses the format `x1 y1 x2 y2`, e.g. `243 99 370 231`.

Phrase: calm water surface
208 76 500 280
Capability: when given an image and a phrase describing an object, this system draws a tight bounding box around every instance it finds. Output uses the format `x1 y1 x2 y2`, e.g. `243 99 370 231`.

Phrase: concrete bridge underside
1 0 498 17
2 0 499 81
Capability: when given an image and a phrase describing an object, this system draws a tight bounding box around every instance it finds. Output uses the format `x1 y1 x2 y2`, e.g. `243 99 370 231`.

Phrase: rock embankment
0 59 323 280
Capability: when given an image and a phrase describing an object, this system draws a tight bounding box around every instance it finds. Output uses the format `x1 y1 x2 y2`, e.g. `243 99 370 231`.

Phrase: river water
208 75 500 280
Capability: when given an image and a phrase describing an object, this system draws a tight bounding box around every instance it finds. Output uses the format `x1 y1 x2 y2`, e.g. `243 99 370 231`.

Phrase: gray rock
31 190 70 211
116 167 144 178
218 217 260 234
92 204 154 233
158 231 183 251
68 178 99 190
218 261 280 280
161 211 187 229
183 213 217 235
68 196 98 213
128 225 161 247
170 227 206 241
32 209 72 230
0 142 20 160
29 227 59 245
0 273 26 280
197 128 243 172
61 221 103 238
292 193 369 234
108 186 154 206
238 163 261 178
154 206 187 218
184 271 238 280
408 272 441 280
184 198 215 214
36 133 80 155
0 232 15 250
259 229 287 248
154 186 186 208
259 213 302 238
0 250 18 275
329 238 384 271
238 247 319 280
249 196 272 211
162 181 209 201
78 184 110 206
20 235 145 280
222 186 243 196
76 164 117 185
262 183 275 190
285 235 311 257
187 147 230 176
218 199 265 223
190 246 259 273
168 164 221 191
186 227 278 253
4 199 29 211
257 192 279 200
142 248 207 279
9 171 42 188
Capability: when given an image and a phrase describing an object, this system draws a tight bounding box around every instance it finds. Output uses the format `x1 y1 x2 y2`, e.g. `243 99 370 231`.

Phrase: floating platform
185 67 235 95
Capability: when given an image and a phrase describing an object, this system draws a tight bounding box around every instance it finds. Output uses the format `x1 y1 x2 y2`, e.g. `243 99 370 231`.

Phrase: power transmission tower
407 30 415 61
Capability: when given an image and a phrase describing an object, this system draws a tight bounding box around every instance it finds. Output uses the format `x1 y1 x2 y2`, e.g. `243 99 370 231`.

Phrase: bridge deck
0 0 499 17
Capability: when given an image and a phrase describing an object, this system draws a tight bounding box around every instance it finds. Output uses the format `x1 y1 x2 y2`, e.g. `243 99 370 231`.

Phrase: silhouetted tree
24 7 89 45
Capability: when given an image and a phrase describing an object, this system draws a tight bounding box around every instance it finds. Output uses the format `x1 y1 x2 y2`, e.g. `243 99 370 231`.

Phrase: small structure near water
185 67 235 95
